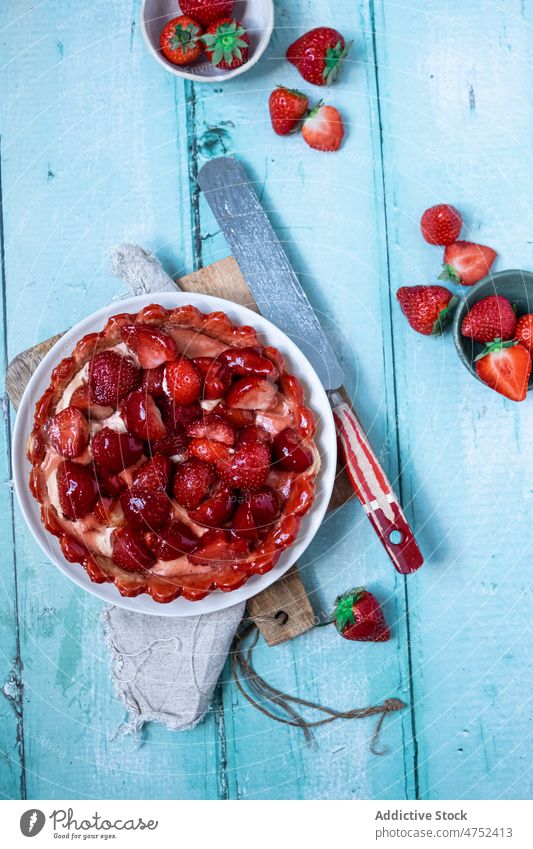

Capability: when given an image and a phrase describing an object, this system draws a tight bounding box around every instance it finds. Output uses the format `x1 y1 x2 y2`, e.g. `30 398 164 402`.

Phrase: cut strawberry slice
186 414 235 445
193 356 231 400
188 438 233 465
146 521 198 561
120 488 172 530
172 457 218 508
121 390 167 440
56 460 99 520
217 441 271 491
188 529 248 566
133 454 171 492
111 526 155 572
165 357 202 405
89 350 140 406
273 428 313 472
92 426 144 473
225 377 277 410
188 481 236 527
217 347 279 380
121 324 177 368
141 365 166 397
46 407 89 458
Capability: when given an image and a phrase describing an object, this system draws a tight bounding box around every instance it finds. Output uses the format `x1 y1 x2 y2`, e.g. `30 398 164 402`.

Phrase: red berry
396 285 456 336
218 441 271 491
165 357 202 405
147 521 198 561
141 365 166 398
92 427 144 474
475 340 531 402
301 104 344 152
172 458 217 508
232 497 259 540
95 469 127 499
187 437 233 465
88 351 140 406
133 455 171 492
188 529 248 566
516 314 533 356
121 390 167 441
217 346 279 380
159 15 204 66
120 488 171 530
333 588 391 642
70 383 114 420
189 481 236 527
248 487 279 526
273 428 313 473
286 27 350 86
186 413 235 445
203 18 249 70
192 357 231 400
179 0 235 28
236 425 271 447
461 295 517 343
420 204 462 245
111 526 155 572
56 460 99 520
440 241 497 286
121 324 177 369
269 87 309 136
46 407 89 458
225 376 277 410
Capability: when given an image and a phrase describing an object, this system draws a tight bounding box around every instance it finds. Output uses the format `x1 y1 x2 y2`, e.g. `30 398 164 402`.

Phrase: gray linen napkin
105 243 244 733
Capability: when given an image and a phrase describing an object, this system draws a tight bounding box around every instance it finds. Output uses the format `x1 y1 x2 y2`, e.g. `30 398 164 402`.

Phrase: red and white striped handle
331 397 423 575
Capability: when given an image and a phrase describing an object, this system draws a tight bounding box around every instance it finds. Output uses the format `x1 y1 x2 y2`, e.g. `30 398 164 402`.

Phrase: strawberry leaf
439 263 461 285
333 587 365 635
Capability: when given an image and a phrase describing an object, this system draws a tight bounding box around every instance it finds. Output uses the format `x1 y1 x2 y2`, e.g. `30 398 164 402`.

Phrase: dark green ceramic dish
452 268 533 390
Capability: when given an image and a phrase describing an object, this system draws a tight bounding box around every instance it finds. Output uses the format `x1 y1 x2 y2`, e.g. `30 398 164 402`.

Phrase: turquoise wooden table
1 0 532 801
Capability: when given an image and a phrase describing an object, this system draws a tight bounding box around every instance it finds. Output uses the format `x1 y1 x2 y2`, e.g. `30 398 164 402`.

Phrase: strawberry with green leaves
160 15 204 66
301 104 344 151
331 588 390 642
397 285 457 335
475 340 531 402
440 241 497 286
203 18 249 70
269 86 309 136
287 27 351 86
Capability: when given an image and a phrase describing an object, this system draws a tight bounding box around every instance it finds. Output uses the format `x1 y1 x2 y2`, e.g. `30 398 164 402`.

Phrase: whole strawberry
203 18 249 70
287 27 351 86
516 314 533 356
179 0 235 28
159 16 204 66
461 295 516 343
420 204 462 245
397 285 457 335
269 86 309 136
301 104 344 151
332 588 390 642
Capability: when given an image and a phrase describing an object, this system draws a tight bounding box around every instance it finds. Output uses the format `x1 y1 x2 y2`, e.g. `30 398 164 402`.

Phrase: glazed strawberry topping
133 455 171 492
236 424 271 447
111 526 155 572
273 428 313 472
46 407 89 458
141 365 166 397
218 441 271 490
95 469 127 498
248 487 280 526
70 383 114 420
121 390 167 440
226 376 277 410
147 521 198 561
187 437 233 465
188 481 236 527
186 413 235 445
89 351 140 406
217 346 280 380
193 356 231 400
57 460 99 520
92 427 144 474
188 529 248 566
121 324 177 368
172 457 217 508
165 357 202 405
120 488 172 530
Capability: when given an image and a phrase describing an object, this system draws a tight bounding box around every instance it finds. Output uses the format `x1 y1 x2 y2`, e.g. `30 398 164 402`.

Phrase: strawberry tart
26 304 320 602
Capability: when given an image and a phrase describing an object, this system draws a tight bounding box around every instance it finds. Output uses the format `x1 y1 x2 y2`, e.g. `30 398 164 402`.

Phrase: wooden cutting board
6 256 353 645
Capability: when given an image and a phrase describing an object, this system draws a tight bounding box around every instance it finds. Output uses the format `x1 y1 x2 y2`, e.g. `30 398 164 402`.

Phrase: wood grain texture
1 0 532 801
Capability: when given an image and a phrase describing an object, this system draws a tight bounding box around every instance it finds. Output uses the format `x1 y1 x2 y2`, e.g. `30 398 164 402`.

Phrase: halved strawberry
188 481 236 527
188 437 233 465
92 426 144 474
301 104 344 152
111 526 155 572
248 487 280 526
89 350 140 406
172 457 217 508
236 424 271 447
70 383 114 420
146 521 198 561
440 241 497 286
121 390 167 440
193 356 231 400
214 401 255 427
225 377 277 410
46 407 89 458
165 357 202 405
133 455 171 492
120 488 171 530
218 441 271 491
188 529 248 566
121 324 177 368
141 365 166 397
475 339 531 402
232 497 259 540
56 460 99 520
186 413 235 445
273 428 313 472
217 347 279 380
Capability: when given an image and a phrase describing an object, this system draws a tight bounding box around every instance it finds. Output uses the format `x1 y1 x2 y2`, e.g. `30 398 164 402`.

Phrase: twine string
231 620 407 754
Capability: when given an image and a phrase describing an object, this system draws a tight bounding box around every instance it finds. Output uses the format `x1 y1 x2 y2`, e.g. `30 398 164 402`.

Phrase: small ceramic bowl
453 268 533 389
140 0 274 82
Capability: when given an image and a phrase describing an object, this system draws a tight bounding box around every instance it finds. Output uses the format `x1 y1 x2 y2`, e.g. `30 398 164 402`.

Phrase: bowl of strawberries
141 0 274 82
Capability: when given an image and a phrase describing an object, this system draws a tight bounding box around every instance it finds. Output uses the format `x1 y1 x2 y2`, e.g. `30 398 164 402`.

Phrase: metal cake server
198 156 423 575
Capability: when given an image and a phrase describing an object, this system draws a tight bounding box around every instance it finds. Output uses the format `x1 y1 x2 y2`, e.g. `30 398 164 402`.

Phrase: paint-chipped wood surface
1 0 532 801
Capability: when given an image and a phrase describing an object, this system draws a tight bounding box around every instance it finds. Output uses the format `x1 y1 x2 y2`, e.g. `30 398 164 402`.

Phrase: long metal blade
197 157 344 390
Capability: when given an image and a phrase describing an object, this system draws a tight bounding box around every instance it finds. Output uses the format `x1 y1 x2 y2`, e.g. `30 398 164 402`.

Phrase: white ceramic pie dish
12 292 336 617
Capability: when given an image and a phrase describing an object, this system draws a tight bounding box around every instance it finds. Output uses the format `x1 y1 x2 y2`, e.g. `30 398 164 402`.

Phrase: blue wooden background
1 0 532 800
